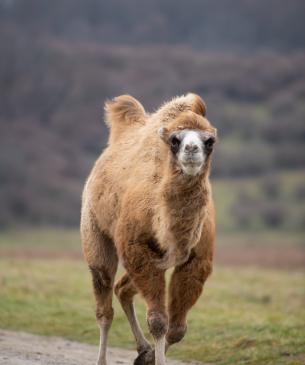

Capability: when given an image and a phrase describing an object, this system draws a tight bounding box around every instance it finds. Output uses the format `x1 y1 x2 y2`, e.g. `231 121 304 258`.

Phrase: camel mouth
179 151 205 174
180 161 204 176
181 154 203 164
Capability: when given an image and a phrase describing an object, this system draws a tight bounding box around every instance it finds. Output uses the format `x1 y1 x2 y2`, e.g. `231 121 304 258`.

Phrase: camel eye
171 136 180 148
205 137 215 150
169 135 181 153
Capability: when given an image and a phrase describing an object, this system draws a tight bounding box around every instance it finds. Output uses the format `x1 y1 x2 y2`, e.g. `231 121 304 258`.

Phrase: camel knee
90 265 113 292
96 306 114 323
114 280 128 302
147 311 168 339
90 265 114 322
166 324 187 345
114 274 137 303
114 281 124 301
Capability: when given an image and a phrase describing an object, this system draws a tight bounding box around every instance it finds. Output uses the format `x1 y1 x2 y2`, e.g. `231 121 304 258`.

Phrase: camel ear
158 127 170 143
190 94 207 117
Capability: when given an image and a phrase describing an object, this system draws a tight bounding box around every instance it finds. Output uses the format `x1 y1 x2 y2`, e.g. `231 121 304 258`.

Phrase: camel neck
163 169 209 209
152 158 212 266
154 167 210 264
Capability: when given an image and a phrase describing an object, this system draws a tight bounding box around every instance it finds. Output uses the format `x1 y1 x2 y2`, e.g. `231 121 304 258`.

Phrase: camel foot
134 349 155 365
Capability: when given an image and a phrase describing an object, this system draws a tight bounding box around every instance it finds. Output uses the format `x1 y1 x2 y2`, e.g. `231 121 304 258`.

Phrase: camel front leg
120 240 168 365
166 251 213 351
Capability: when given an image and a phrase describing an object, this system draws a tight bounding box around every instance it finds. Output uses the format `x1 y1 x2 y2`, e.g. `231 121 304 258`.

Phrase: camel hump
104 95 147 144
155 93 207 122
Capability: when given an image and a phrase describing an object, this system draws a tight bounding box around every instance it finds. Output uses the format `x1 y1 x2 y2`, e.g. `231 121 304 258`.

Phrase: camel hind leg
115 273 152 355
81 214 118 365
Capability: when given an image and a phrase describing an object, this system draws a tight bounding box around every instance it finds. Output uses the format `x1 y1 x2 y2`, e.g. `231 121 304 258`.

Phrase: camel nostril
192 145 199 152
185 144 199 153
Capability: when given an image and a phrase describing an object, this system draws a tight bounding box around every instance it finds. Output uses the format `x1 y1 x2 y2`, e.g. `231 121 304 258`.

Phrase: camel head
158 95 217 177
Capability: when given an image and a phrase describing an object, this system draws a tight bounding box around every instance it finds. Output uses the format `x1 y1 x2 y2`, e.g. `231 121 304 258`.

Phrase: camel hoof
134 349 155 365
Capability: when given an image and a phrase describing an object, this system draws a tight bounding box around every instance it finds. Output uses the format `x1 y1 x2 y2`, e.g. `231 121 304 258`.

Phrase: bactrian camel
81 93 217 365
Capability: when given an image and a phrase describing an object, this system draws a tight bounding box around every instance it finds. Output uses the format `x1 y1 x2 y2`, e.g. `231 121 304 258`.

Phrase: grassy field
0 172 304 365
0 255 304 365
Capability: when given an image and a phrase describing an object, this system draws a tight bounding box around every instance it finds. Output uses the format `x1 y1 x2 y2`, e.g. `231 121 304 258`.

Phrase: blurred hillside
0 1 304 229
1 0 305 50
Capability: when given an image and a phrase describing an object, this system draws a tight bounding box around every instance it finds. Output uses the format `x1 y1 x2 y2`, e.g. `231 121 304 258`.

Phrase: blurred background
0 1 304 365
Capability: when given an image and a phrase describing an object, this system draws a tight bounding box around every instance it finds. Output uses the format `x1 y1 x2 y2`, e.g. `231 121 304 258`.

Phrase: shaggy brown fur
81 93 217 365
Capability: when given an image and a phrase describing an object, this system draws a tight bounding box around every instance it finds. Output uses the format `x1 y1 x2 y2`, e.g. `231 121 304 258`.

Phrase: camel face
161 127 216 176
158 109 217 177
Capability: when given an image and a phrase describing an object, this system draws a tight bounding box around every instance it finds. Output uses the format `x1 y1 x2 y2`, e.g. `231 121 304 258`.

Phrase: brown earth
215 243 305 269
1 243 304 269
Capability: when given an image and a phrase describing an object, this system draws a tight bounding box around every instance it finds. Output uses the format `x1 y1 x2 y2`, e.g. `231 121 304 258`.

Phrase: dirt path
0 330 204 365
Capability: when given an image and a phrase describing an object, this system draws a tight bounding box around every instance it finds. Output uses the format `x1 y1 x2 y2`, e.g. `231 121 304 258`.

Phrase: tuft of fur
154 93 206 124
104 95 147 144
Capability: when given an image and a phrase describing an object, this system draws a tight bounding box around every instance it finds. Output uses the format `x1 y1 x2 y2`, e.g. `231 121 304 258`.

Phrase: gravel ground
0 330 204 365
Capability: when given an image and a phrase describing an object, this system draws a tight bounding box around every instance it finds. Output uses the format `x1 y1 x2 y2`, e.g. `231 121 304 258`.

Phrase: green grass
0 258 304 365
